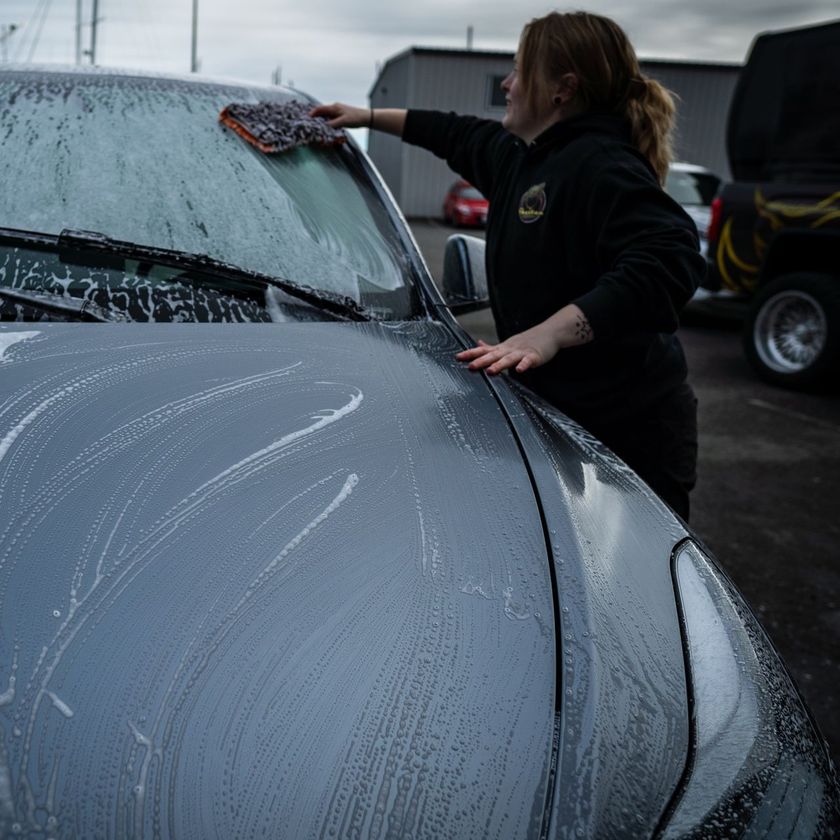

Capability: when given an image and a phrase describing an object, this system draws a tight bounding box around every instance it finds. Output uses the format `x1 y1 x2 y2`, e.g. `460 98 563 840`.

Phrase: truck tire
743 272 840 391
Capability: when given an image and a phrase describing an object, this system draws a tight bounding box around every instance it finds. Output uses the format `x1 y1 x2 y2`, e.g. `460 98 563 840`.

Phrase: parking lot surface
409 218 840 767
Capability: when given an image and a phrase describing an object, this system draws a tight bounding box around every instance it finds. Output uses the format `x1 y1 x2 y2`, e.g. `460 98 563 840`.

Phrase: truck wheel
743 272 840 391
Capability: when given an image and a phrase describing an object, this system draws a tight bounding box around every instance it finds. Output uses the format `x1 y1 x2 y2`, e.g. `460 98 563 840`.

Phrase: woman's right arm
309 104 406 137
309 103 512 199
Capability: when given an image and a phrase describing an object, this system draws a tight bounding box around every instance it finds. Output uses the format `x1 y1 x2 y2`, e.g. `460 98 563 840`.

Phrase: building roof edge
368 46 742 99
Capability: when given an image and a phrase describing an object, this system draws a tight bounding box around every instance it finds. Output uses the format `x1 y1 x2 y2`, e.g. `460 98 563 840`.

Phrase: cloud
2 0 838 105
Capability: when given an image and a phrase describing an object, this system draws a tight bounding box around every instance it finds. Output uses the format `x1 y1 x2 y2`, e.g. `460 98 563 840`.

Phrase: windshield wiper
55 228 372 322
0 286 126 322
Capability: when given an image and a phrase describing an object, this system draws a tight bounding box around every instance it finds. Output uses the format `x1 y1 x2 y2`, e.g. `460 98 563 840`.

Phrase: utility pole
0 24 18 62
271 65 282 86
466 25 474 50
75 0 83 64
89 0 99 65
190 0 199 73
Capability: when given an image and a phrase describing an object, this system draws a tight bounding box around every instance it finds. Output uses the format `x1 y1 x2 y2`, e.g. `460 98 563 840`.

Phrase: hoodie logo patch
518 183 547 223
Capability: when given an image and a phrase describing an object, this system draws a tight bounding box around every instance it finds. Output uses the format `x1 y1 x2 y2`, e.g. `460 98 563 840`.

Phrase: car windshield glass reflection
0 72 419 319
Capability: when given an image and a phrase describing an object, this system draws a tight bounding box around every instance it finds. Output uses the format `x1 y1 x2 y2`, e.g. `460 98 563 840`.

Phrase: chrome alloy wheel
753 290 827 373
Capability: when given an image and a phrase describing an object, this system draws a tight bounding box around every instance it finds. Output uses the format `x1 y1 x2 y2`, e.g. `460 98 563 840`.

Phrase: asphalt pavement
408 218 840 767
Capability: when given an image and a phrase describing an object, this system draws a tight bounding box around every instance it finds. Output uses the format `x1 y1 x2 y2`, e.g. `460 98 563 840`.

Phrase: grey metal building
367 47 740 217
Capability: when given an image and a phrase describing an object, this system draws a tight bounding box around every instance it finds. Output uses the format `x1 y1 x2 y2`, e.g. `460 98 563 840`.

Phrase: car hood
0 321 557 838
499 386 692 838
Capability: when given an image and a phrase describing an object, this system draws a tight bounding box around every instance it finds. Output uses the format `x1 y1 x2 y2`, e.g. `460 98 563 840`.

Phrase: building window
486 75 507 109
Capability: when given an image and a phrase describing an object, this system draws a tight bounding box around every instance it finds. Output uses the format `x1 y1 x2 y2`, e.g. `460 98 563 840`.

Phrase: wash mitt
219 100 347 154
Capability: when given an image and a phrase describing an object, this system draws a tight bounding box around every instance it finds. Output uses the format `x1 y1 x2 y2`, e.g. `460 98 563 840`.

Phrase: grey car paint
500 390 691 836
0 321 560 838
0 319 696 837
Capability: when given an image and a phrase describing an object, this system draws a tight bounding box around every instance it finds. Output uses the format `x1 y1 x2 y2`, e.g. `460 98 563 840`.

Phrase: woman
312 11 705 521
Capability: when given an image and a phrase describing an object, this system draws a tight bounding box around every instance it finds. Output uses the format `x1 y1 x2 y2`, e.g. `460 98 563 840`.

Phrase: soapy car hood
0 320 690 837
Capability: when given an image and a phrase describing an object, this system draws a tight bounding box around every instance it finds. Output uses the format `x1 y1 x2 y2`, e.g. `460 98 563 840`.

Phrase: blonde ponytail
624 77 676 184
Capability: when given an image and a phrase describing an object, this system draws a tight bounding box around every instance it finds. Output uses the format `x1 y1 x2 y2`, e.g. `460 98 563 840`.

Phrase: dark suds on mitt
219 100 348 154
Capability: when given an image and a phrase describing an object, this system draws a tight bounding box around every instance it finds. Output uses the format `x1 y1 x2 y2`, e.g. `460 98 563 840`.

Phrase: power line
10 0 47 61
12 0 49 61
27 0 55 62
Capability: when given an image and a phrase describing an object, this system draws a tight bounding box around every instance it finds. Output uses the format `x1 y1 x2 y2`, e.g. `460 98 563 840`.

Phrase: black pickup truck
705 20 840 391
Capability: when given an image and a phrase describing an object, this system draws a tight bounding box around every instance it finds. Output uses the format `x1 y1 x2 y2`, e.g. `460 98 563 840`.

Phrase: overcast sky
2 0 838 109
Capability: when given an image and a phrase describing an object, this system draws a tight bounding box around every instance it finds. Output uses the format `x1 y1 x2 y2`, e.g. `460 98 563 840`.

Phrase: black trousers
588 383 698 523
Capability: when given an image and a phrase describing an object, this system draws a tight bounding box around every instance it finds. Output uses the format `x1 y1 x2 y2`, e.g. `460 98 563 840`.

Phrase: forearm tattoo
574 314 594 343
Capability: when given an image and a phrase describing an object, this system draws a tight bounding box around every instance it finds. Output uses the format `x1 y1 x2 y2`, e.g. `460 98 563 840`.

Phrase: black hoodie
403 109 706 430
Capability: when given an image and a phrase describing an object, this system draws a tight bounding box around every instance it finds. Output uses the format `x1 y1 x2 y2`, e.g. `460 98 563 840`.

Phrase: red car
442 180 488 227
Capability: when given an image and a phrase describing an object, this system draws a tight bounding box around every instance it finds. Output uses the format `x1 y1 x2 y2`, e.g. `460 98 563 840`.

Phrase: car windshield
665 169 721 206
0 70 421 320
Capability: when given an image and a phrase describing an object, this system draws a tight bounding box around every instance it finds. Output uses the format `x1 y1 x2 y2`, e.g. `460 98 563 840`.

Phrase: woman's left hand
455 304 594 375
455 323 561 375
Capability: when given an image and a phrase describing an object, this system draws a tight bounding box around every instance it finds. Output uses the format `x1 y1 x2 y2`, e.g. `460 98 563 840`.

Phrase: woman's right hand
309 103 370 129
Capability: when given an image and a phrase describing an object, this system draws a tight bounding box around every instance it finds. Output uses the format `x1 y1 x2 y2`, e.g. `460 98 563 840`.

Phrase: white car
665 161 722 258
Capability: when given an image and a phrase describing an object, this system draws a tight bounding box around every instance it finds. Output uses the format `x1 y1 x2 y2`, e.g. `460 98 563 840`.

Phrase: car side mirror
442 235 489 314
